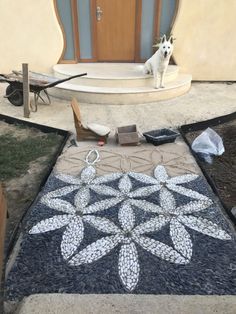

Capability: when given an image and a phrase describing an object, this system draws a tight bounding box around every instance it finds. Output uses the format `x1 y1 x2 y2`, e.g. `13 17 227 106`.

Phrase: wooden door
93 0 137 61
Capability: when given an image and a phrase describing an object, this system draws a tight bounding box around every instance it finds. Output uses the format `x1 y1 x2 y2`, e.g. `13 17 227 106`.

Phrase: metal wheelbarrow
0 71 87 111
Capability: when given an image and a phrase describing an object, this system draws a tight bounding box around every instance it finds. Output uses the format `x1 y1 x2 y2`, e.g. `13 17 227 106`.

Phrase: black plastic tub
143 128 179 146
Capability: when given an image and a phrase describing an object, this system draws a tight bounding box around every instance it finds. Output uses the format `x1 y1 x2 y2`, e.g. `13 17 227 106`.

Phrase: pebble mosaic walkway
5 147 236 302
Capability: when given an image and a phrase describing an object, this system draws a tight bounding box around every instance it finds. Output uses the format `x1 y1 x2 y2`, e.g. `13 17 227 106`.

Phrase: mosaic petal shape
129 185 161 198
84 197 122 214
83 215 121 234
69 235 121 266
118 202 135 232
118 243 140 291
61 217 84 260
167 184 210 201
119 175 132 194
41 198 76 214
178 215 232 240
159 188 176 212
154 165 169 182
133 216 170 235
41 186 78 201
90 185 119 197
80 166 96 183
130 199 163 213
56 173 81 185
128 172 159 185
175 199 212 215
75 187 90 209
134 235 190 264
170 219 192 260
168 174 198 185
29 214 73 234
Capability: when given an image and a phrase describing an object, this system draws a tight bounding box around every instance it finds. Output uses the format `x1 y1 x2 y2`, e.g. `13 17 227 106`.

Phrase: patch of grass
0 132 63 181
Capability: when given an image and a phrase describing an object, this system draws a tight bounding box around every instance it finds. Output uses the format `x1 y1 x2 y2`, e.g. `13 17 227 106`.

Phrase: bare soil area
185 119 236 220
0 121 65 253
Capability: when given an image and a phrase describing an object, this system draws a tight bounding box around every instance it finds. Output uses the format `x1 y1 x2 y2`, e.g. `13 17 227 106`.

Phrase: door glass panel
160 0 176 36
56 0 75 60
77 0 93 59
140 0 155 60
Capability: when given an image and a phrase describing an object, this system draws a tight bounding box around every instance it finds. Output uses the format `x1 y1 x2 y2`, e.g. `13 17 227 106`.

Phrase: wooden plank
0 185 7 283
12 70 58 85
22 63 30 118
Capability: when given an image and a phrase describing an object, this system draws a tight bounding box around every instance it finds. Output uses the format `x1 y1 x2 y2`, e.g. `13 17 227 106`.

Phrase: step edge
53 65 179 81
54 74 192 95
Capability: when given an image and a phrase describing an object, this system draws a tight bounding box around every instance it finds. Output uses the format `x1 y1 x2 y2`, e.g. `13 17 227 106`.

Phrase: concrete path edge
10 294 236 314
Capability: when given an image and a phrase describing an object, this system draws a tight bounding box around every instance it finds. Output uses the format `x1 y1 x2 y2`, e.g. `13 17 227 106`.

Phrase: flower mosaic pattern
29 183 122 260
136 188 231 260
29 151 232 292
55 165 122 208
69 204 188 291
129 165 209 201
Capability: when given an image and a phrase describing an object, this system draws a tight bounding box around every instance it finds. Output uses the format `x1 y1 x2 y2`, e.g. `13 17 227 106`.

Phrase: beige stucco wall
172 0 236 80
0 0 63 74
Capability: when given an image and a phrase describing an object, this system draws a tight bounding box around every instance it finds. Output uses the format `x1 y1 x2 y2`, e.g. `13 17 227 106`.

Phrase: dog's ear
161 35 166 43
169 36 174 44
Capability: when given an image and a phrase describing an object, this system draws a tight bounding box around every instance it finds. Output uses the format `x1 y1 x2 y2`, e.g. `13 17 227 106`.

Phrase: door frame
55 0 162 63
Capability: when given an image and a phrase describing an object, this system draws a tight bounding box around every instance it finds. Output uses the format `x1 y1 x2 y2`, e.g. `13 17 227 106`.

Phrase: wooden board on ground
0 184 6 282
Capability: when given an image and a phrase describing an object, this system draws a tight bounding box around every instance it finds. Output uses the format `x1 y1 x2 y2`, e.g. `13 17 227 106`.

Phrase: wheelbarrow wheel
6 85 23 106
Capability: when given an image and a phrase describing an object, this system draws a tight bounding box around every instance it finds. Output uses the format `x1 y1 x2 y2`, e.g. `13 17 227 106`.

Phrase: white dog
144 35 174 89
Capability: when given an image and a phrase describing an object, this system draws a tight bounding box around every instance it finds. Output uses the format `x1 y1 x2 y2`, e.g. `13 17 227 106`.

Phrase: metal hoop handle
85 149 100 165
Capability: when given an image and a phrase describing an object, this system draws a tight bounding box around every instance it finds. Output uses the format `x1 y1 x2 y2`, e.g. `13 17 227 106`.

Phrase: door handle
96 6 103 21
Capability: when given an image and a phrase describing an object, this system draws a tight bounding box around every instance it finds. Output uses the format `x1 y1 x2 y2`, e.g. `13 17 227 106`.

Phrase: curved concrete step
53 63 179 87
49 73 192 105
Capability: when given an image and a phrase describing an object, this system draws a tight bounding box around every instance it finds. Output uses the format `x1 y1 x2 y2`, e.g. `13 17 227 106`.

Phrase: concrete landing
52 63 192 104
53 63 179 87
50 74 192 105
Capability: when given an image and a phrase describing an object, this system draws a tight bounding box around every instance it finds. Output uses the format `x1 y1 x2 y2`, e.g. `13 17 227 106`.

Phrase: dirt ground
0 121 65 254
185 119 236 219
0 82 236 134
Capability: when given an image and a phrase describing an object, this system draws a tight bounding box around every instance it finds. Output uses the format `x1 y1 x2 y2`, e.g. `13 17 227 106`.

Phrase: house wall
0 0 63 74
1 0 234 80
172 0 236 80
0 0 177 73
